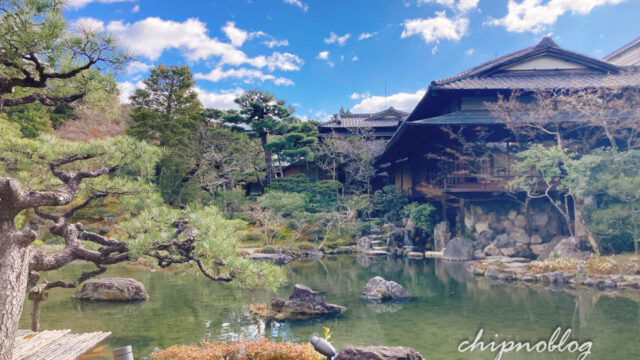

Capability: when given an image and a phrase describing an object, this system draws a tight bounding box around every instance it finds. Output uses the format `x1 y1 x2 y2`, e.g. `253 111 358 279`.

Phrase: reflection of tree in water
572 290 600 332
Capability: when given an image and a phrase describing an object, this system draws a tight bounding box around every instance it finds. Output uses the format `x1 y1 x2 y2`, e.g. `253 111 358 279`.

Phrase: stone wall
462 198 568 259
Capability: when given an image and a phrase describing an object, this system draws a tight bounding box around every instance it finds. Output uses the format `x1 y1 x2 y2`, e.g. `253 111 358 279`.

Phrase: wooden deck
13 329 111 360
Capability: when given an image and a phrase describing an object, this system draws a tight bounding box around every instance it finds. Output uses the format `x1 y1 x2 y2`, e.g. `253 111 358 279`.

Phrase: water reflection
20 256 640 360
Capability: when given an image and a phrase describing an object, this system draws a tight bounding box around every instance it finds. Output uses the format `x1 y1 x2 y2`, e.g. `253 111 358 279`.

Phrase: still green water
19 256 640 360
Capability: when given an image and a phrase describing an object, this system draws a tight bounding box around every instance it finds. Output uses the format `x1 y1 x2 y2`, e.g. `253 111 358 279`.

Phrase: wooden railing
441 174 514 192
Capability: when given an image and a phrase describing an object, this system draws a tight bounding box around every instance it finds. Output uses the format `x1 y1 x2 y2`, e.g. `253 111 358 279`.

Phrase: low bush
151 338 323 360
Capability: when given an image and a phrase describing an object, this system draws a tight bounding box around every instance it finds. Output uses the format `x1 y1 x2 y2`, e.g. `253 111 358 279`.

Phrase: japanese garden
1 1 640 359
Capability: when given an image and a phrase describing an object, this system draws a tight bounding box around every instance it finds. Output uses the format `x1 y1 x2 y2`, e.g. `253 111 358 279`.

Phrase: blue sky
67 0 640 121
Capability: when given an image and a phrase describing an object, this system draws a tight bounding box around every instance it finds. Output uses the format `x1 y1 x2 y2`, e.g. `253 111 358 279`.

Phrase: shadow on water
20 256 640 359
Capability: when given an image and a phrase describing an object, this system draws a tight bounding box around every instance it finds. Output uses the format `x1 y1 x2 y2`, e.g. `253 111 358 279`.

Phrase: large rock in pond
361 276 410 302
250 284 345 321
247 253 292 265
476 229 495 248
357 236 372 251
433 221 451 251
546 237 592 261
73 278 149 301
493 234 514 249
335 346 424 360
442 237 475 261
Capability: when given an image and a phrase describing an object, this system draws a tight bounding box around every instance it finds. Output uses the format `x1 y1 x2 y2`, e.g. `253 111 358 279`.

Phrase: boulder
475 221 489 234
357 236 372 251
361 276 410 302
250 284 346 321
485 266 501 279
247 253 292 265
433 221 451 251
493 234 513 249
501 244 532 258
483 244 503 256
514 214 527 228
530 234 543 245
547 237 592 261
335 346 424 360
531 212 549 228
442 237 475 261
510 232 530 245
508 210 518 220
73 278 149 302
476 229 496 248
407 252 424 259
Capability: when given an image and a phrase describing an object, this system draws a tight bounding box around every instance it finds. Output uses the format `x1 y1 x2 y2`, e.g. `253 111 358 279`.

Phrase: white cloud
73 17 105 32
317 51 330 60
352 89 425 113
265 52 304 71
418 0 479 12
431 45 438 54
350 92 370 100
263 38 289 48
283 0 309 11
132 4 139 13
465 48 474 55
352 56 359 61
66 0 135 9
222 21 265 47
324 32 351 46
194 87 244 110
105 17 259 64
125 61 153 75
117 80 145 104
402 11 469 43
486 0 626 33
194 68 294 86
358 32 378 40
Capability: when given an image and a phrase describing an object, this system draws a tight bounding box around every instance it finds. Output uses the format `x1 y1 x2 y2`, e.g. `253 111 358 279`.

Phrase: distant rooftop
319 107 408 129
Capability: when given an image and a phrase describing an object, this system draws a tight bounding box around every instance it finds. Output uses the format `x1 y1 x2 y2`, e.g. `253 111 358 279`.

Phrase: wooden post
113 346 134 360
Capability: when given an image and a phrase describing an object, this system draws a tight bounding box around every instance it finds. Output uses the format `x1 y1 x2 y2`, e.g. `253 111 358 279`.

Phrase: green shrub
269 174 342 212
403 202 437 232
371 185 408 222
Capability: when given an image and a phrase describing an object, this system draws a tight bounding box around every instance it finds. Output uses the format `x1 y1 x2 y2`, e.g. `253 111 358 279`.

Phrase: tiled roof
603 36 640 66
434 37 621 89
434 69 640 90
319 107 408 129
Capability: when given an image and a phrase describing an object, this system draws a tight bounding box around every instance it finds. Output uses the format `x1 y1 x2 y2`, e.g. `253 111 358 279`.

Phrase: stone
335 346 424 360
484 244 503 256
500 244 531 258
474 250 486 260
530 234 543 245
357 236 372 251
370 226 383 234
247 253 292 265
250 284 346 321
548 237 592 261
501 247 517 257
530 242 557 259
510 232 530 244
476 229 496 248
305 249 324 259
602 280 617 289
407 252 424 259
73 278 149 301
485 266 501 279
493 234 513 249
433 221 451 251
361 276 411 302
442 237 475 261
542 272 564 285
508 210 518 221
514 214 527 228
531 212 549 228
475 221 489 234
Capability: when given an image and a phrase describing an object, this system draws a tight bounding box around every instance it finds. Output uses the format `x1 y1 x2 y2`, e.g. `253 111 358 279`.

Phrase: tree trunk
0 221 32 360
260 133 273 185
573 196 600 255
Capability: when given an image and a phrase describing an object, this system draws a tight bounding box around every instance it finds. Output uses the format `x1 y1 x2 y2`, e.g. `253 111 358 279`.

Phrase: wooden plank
13 330 111 360
13 329 71 360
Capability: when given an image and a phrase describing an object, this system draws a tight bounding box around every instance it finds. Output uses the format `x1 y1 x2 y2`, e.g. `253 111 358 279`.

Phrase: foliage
268 117 318 167
403 202 437 231
371 185 409 222
118 206 286 288
0 0 128 108
127 64 202 146
151 338 323 360
269 174 341 212
346 194 372 219
213 190 249 219
224 89 292 185
259 191 307 215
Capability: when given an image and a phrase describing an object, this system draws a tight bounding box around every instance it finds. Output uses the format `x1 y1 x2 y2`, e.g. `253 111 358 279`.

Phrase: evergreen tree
127 65 202 147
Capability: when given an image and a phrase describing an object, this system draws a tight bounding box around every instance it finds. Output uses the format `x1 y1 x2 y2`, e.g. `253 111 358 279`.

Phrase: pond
19 256 640 359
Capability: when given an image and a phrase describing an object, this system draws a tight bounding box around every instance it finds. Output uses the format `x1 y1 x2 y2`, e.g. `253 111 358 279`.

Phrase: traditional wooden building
604 35 640 66
376 36 640 198
318 107 408 140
